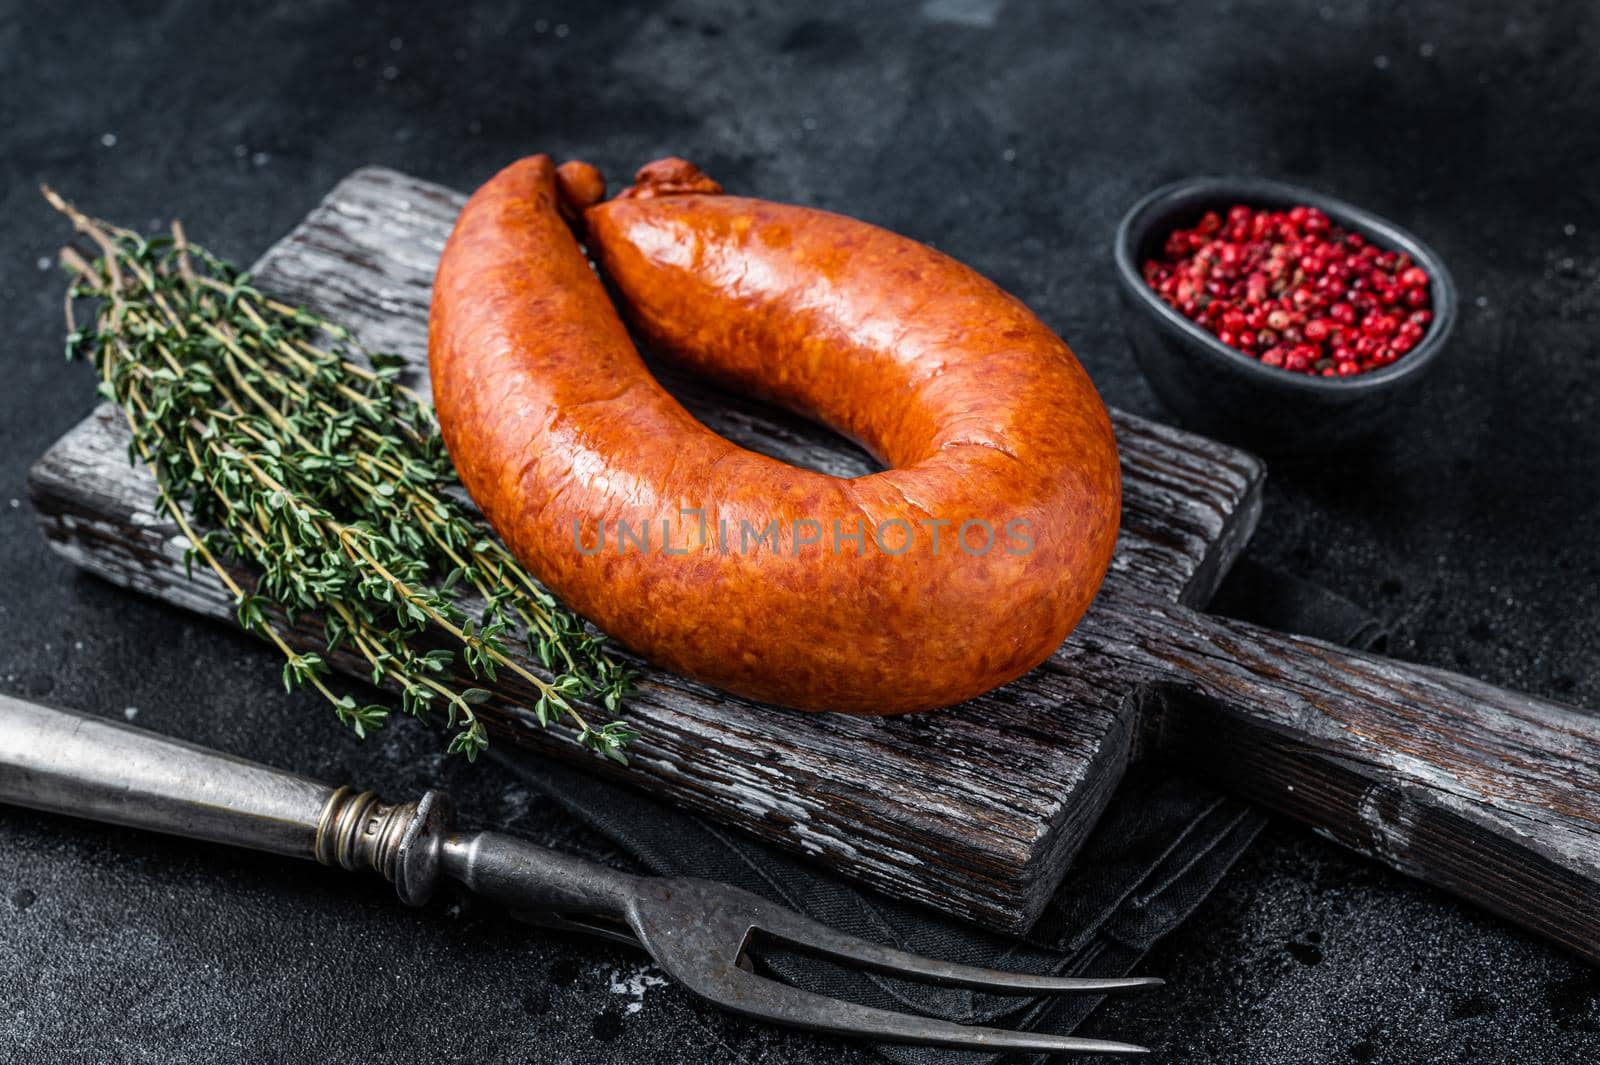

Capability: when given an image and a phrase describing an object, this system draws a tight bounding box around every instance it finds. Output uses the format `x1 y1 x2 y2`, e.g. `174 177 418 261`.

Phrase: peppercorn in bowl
1114 177 1456 452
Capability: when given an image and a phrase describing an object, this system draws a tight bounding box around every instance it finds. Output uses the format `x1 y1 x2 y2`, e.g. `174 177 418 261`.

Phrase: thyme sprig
46 187 636 763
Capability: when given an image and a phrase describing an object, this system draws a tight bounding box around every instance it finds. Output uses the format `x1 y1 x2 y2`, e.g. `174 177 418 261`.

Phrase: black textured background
2 2 1598 1062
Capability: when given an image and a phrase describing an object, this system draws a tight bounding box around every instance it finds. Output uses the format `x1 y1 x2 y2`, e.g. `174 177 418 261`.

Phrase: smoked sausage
428 155 1120 714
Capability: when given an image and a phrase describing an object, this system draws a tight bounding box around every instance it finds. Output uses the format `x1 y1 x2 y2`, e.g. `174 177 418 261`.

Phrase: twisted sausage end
618 157 724 199
554 159 607 233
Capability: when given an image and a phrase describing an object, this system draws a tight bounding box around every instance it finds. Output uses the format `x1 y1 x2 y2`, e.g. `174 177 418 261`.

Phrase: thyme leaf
46 186 635 763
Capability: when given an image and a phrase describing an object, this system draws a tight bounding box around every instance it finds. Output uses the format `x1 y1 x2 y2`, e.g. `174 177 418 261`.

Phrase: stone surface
1 1 1597 1062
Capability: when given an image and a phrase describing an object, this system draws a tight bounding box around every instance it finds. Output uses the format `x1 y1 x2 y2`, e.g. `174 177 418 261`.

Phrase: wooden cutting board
32 168 1600 958
28 167 1259 931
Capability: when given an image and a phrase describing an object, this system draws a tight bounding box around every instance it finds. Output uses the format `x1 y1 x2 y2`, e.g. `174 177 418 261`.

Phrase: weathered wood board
30 167 1264 932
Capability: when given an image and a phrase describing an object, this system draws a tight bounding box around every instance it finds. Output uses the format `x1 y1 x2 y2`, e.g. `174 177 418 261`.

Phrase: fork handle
0 692 447 903
442 830 640 916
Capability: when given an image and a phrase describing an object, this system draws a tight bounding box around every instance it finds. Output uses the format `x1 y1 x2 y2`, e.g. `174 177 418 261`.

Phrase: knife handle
0 692 449 904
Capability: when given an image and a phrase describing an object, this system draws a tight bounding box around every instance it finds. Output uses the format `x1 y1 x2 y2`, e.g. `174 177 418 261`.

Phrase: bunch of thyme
46 187 635 762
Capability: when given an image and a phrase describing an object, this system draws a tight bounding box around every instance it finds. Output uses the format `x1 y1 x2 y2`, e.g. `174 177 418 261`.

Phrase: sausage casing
429 155 1120 713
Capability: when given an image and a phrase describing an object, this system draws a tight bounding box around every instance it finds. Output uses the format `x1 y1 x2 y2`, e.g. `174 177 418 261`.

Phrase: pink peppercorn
1144 203 1434 377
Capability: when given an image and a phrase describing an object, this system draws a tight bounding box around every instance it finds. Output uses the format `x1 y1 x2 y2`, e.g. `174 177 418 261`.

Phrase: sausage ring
428 155 1120 714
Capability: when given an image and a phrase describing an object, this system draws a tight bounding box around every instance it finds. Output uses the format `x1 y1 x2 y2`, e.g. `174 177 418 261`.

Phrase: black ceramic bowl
1113 177 1456 453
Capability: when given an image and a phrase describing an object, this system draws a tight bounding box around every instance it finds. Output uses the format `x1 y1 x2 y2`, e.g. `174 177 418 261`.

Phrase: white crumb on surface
608 965 669 1015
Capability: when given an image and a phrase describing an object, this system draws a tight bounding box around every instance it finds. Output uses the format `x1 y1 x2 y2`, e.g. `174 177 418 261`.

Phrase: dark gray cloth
492 561 1387 1062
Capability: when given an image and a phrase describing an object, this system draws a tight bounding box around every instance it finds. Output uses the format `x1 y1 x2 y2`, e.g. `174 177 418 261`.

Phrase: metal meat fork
0 693 1159 1055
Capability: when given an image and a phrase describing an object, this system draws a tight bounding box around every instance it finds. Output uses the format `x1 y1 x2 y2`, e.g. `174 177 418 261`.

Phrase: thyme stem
48 186 636 762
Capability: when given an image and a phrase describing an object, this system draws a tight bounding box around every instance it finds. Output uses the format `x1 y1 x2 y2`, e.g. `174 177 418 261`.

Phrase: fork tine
712 966 1151 1055
626 878 1157 1053
753 905 1163 994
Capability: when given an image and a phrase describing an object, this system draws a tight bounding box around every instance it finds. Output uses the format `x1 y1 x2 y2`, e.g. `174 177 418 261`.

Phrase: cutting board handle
1131 593 1600 964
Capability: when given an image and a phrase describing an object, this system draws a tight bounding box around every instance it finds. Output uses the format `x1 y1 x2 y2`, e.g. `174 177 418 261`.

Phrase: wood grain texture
1071 585 1600 965
28 167 1263 932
